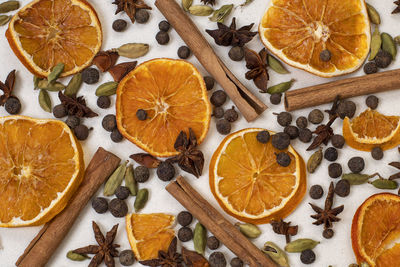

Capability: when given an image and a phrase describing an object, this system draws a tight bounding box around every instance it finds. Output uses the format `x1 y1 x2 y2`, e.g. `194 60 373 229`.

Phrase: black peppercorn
178 227 193 242
112 19 127 32
271 132 290 150
135 9 150 24
230 258 243 267
275 152 291 167
136 109 148 121
364 62 378 75
92 197 108 214
337 100 356 119
224 106 238 122
157 161 175 181
134 166 150 183
324 147 338 161
323 228 334 239
97 96 111 109
348 156 365 173
82 67 100 84
53 104 67 118
5 96 21 115
309 185 323 199
158 20 170 31
177 211 193 226
204 76 215 91
228 46 244 61
111 128 123 143
109 198 128 217
308 109 324 124
102 114 117 132
156 31 170 45
216 119 231 135
256 130 270 144
328 163 342 178
270 93 282 105
371 147 383 160
275 112 292 127
119 250 135 266
298 128 313 143
66 116 80 129
74 125 90 140
300 249 316 264
366 95 379 110
284 125 299 139
296 116 308 129
115 186 130 200
213 107 224 118
177 46 191 59
210 90 227 107
209 252 227 267
320 49 331 62
331 134 345 149
335 179 350 197
207 236 220 250
375 50 392 68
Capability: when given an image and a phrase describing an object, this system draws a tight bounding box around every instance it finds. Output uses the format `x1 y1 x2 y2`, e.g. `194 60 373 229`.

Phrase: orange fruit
6 0 102 78
209 128 306 224
259 0 370 77
116 59 211 157
352 193 400 266
343 109 400 151
0 116 84 227
126 213 175 261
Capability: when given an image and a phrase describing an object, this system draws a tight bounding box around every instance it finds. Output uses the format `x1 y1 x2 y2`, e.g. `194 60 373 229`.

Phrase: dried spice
267 54 289 74
64 73 82 97
206 17 257 47
236 222 261 238
109 61 137 82
130 153 161 168
389 160 400 180
92 50 119 72
0 69 16 106
96 82 119 96
113 19 128 31
369 27 381 61
182 0 193 11
189 5 213 16
393 1 400 14
366 3 380 24
134 188 149 212
270 219 298 243
37 80 65 91
342 173 376 185
38 89 51 113
181 247 209 267
244 48 269 92
307 147 323 173
309 182 344 229
200 0 215 5
58 91 98 118
66 250 90 261
300 249 316 264
178 227 193 242
369 178 398 189
112 0 152 23
284 238 319 253
381 32 397 58
309 185 324 199
307 115 337 151
206 236 219 250
262 242 289 267
125 165 138 196
0 1 19 14
140 237 183 267
116 43 149 59
284 125 299 139
177 211 193 226
168 128 205 178
0 15 11 26
266 79 295 94
209 4 233 23
193 223 207 255
104 161 128 196
72 221 120 267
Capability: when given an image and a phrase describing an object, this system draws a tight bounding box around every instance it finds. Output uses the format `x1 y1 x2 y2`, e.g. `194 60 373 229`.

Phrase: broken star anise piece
201 0 216 5
270 219 298 243
140 237 183 267
205 17 257 47
58 91 98 118
108 61 137 82
0 70 16 106
72 221 120 267
393 1 400 13
168 128 205 178
92 50 119 72
181 247 209 267
112 0 152 23
389 160 400 180
244 48 269 92
307 114 338 151
309 182 344 229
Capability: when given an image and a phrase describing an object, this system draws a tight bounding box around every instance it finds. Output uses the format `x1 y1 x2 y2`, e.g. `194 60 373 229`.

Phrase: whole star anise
168 128 204 178
205 17 257 47
309 182 344 229
270 219 298 243
244 48 269 92
58 91 98 118
0 70 16 106
112 0 152 23
140 237 183 267
393 1 400 13
201 0 216 5
72 221 120 267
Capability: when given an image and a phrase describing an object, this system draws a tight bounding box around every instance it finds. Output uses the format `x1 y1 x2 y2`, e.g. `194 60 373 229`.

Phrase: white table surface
0 0 399 266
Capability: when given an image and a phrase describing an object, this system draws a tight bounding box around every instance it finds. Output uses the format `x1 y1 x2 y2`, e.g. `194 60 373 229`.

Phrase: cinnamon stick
285 68 400 111
16 147 120 267
166 176 276 267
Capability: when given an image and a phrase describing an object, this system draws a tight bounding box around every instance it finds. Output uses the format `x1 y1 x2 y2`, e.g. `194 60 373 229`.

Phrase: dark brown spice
270 219 298 243
109 198 128 217
92 50 119 72
388 159 400 180
112 0 152 23
58 91 98 118
156 31 170 45
324 95 340 120
113 19 128 32
178 227 193 242
130 153 161 168
181 247 209 267
109 61 137 82
134 166 150 183
74 125 90 141
322 228 334 239
140 237 183 267
209 252 226 267
177 211 193 226
111 128 123 143
0 69 16 106
97 96 111 109
244 48 269 92
201 0 216 5
5 96 21 114
393 1 400 14
307 115 337 151
206 236 220 250
309 185 324 199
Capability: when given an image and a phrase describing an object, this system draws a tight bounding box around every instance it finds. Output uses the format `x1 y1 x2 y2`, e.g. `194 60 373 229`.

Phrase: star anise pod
205 17 257 47
201 0 216 5
393 1 400 13
168 128 204 178
309 182 344 229
244 48 269 92
0 70 16 106
388 150 400 180
58 91 98 118
92 50 119 72
108 61 137 82
324 95 340 120
112 0 152 23
73 221 120 267
270 219 298 243
140 237 184 267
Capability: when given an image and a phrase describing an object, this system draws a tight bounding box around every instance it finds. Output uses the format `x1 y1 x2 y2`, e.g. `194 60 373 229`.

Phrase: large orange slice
209 128 306 224
116 59 211 157
343 109 400 151
0 116 84 227
126 213 175 261
259 0 370 77
352 193 400 266
6 0 102 77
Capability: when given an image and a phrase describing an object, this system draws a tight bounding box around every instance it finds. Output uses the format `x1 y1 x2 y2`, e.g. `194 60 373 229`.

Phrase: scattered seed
213 106 224 118
307 147 323 173
136 109 148 120
113 19 127 31
308 109 324 124
309 185 323 199
381 32 397 58
117 43 150 59
209 252 226 267
348 157 365 173
53 104 67 118
104 162 127 196
134 188 149 212
74 125 90 140
270 93 282 105
157 161 175 181
285 239 319 253
97 96 111 109
228 46 244 61
115 186 130 200
81 68 99 84
38 89 52 113
125 165 138 196
204 76 215 90
182 0 193 11
284 125 299 139
366 3 380 24
4 96 21 114
178 211 193 226
319 49 331 62
364 62 378 75
262 242 289 267
0 1 19 14
296 116 308 129
371 147 383 160
299 128 312 143
158 20 170 31
366 95 379 109
268 54 289 74
328 163 342 178
156 31 170 45
369 27 382 61
102 114 117 132
324 147 338 162
178 46 191 59
236 222 261 238
275 152 291 167
65 73 82 96
370 179 398 190
375 50 393 68
0 15 11 26
134 166 150 183
207 236 220 250
266 79 295 94
300 249 316 264
178 227 193 242
337 100 356 119
335 179 350 197
256 130 270 144
331 134 345 149
224 106 238 122
92 197 108 214
193 223 207 254
209 4 233 23
119 250 135 266
66 116 80 129
323 228 334 239
66 250 89 261
189 5 214 16
111 128 123 143
47 63 64 83
271 132 290 150
109 198 128 217
135 9 149 24
342 173 373 185
210 90 227 107
275 112 292 126
230 257 244 267
95 81 118 96
216 119 231 135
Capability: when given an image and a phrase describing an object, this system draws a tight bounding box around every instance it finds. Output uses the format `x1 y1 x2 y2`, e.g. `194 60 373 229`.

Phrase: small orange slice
126 213 175 261
6 0 102 77
343 109 400 151
0 116 84 227
209 128 306 224
116 59 211 157
352 193 400 266
259 0 370 77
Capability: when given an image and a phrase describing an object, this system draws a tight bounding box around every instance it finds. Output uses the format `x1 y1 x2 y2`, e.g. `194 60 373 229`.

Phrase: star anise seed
0 70 16 106
244 48 269 92
140 237 184 267
58 91 98 118
112 0 152 23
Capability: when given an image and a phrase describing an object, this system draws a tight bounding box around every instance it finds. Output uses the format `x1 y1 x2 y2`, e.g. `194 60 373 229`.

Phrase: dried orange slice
126 213 175 261
0 116 84 227
116 59 211 157
352 193 400 266
6 0 102 77
343 109 400 151
259 0 370 77
209 128 306 224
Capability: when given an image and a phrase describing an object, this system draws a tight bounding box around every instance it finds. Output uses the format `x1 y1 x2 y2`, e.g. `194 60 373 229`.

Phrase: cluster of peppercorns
92 186 130 218
101 114 124 143
156 20 171 45
364 50 393 75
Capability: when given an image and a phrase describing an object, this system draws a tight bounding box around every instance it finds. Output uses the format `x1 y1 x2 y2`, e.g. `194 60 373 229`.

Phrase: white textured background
0 0 399 266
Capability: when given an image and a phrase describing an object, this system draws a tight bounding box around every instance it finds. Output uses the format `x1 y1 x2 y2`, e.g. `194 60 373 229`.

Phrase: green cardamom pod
38 89 52 113
268 54 289 74
125 164 138 196
262 242 289 267
307 147 323 173
394 35 400 45
182 0 192 12
117 43 149 59
189 5 213 16
33 76 43 90
236 222 261 238
284 238 320 253
64 73 82 96
0 1 19 14
266 79 295 94
134 188 149 212
369 27 381 61
360 262 370 267
193 223 207 254
66 250 89 261
47 63 64 83
37 80 65 91
103 161 128 196
342 173 372 185
381 32 397 58
209 4 233 23
366 4 380 25
0 15 11 26
369 179 398 190
95 81 118 96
